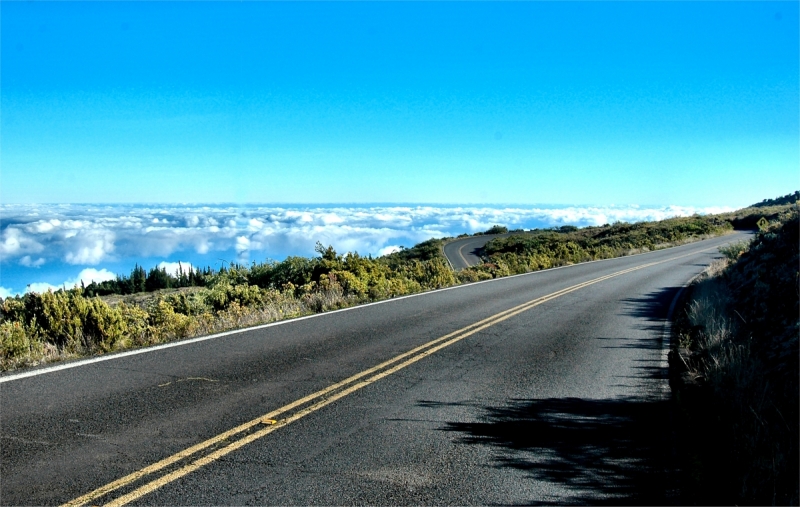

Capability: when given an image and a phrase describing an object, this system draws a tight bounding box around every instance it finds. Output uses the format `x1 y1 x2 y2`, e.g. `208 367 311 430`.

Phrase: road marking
447 232 513 269
157 377 218 387
64 247 715 506
456 241 472 267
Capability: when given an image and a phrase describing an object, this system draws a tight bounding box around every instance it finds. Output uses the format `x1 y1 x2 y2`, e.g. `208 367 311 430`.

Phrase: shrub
718 240 749 261
147 299 196 342
456 268 493 283
118 303 150 347
484 225 508 235
162 291 209 316
268 256 317 290
23 291 85 352
0 321 37 361
330 270 368 299
483 215 733 271
409 259 456 289
205 283 266 312
83 298 128 352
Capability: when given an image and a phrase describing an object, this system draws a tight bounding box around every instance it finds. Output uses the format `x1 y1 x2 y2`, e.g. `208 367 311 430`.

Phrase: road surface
442 234 507 269
1 232 747 505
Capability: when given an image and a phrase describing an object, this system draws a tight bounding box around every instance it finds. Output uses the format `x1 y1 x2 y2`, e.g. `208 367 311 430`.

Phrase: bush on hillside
484 225 509 235
671 210 799 505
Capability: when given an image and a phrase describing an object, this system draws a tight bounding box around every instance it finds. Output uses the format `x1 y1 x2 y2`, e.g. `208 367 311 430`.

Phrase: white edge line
0 233 743 384
441 242 455 271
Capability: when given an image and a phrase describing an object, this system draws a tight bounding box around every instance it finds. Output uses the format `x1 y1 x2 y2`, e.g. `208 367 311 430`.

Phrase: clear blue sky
2 2 797 207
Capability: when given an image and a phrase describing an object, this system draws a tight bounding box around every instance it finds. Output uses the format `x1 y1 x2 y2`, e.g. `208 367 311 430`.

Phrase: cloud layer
2 203 733 268
1 203 734 295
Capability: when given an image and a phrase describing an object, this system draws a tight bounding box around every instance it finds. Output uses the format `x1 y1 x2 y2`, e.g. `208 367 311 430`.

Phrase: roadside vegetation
669 204 798 505
715 190 799 231
1 194 795 374
477 215 732 278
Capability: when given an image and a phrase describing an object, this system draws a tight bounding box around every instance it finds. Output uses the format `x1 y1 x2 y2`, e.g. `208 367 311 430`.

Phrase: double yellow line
64 251 698 506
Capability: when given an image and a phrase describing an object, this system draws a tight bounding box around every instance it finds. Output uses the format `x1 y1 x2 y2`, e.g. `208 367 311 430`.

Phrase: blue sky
2 2 797 207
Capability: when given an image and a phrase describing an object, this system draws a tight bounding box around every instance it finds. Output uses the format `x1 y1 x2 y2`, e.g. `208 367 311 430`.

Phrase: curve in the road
442 233 507 269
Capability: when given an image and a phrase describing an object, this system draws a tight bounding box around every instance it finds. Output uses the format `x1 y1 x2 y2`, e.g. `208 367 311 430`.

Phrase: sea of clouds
0 203 733 297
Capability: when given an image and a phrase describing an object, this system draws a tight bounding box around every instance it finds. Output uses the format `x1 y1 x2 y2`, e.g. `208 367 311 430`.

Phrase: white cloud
0 286 16 299
1 203 736 276
321 213 345 225
64 268 117 288
1 226 45 259
20 256 46 267
63 230 116 265
235 236 250 252
378 245 402 256
32 220 58 233
26 282 60 294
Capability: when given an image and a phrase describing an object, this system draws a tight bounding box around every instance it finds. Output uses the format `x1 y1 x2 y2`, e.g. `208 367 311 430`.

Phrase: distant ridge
751 191 799 208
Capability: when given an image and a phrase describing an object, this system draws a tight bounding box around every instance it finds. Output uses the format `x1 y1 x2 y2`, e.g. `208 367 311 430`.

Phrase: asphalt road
442 234 506 269
1 232 748 505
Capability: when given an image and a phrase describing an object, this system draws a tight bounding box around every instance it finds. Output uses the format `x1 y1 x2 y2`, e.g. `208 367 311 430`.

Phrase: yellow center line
63 300 534 507
457 242 471 267
64 247 713 507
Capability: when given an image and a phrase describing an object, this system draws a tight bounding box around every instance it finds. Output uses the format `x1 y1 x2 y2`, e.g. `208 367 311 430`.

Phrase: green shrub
718 240 749 261
382 238 445 266
265 256 317 290
24 291 85 352
205 283 266 312
483 215 733 272
330 270 368 299
384 276 422 297
484 225 508 235
147 299 196 342
0 321 37 361
117 302 150 347
162 291 209 316
456 269 493 283
83 298 128 352
0 290 130 355
408 259 456 289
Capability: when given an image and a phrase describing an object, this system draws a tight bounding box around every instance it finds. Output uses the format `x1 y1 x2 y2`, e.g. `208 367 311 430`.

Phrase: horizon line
0 201 743 209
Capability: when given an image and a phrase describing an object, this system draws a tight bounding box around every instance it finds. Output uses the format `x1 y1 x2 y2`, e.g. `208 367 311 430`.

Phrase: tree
315 242 338 261
131 264 146 293
145 267 172 292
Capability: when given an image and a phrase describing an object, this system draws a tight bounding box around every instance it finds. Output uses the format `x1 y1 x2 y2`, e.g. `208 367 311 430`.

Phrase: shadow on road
413 284 691 503
578 287 684 356
620 285 682 323
424 396 676 505
418 287 686 504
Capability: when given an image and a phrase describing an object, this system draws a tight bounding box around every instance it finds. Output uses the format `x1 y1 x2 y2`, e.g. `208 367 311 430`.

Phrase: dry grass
671 212 798 505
